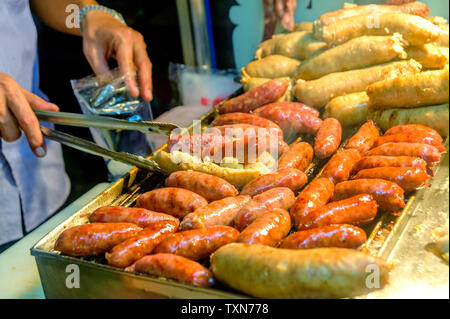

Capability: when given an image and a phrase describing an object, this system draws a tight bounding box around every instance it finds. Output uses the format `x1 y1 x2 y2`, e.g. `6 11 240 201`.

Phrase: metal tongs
36 110 180 172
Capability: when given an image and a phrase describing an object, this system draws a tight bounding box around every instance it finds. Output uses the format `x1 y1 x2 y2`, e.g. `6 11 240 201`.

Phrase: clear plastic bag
71 68 153 177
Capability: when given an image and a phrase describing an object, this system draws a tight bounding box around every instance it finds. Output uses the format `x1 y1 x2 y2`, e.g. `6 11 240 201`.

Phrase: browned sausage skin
130 253 216 287
332 179 405 212
352 167 431 193
280 224 367 249
240 168 308 197
290 177 335 230
217 79 289 114
106 220 178 268
314 118 342 159
165 171 238 202
237 208 291 247
233 187 296 231
179 195 251 230
211 112 283 135
320 149 362 184
89 206 179 228
54 223 142 257
373 131 446 153
253 104 323 140
296 194 378 230
136 187 208 219
353 156 428 173
364 143 441 167
154 226 239 260
345 120 380 154
384 124 443 143
278 140 314 171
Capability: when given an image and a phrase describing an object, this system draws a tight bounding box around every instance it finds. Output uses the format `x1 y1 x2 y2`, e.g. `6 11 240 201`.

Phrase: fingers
83 44 110 76
0 100 21 142
6 88 46 157
22 89 59 111
115 33 139 98
133 39 153 101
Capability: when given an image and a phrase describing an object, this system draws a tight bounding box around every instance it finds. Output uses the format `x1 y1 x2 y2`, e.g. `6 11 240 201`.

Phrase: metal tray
31 99 449 298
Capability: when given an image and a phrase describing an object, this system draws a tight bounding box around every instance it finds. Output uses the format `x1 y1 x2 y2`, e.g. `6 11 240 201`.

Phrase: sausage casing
314 118 342 159
324 91 370 127
345 120 380 154
253 104 323 140
280 224 367 249
278 141 314 171
165 171 238 202
384 124 443 144
211 112 283 135
136 187 208 219
296 194 378 230
237 208 291 247
89 206 179 228
217 79 289 114
179 195 251 230
210 243 391 298
353 156 428 173
333 179 405 212
132 253 215 287
290 177 335 230
106 220 178 268
54 223 142 257
320 149 362 184
154 225 239 261
252 101 320 118
240 168 308 197
364 142 441 167
352 167 431 193
373 131 446 153
233 187 295 231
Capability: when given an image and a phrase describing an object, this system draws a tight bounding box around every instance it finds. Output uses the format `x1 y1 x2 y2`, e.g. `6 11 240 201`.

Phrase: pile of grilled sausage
54 79 446 293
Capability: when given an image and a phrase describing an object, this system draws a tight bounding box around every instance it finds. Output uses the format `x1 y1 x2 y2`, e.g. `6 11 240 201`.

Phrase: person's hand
0 73 59 157
81 10 153 101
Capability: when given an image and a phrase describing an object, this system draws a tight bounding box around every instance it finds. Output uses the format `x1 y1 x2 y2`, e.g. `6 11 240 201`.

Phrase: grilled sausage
237 208 291 247
253 104 323 140
364 142 441 167
314 118 342 159
179 195 251 230
106 220 178 268
373 131 446 153
154 226 239 260
211 112 283 136
320 149 362 184
352 167 431 193
251 101 320 118
296 194 378 230
136 188 208 219
54 223 142 257
131 253 215 287
345 120 380 154
217 79 289 114
290 177 335 230
278 140 314 171
332 179 405 212
89 206 179 228
316 1 430 27
384 124 443 144
165 171 238 202
210 243 391 298
233 187 296 231
280 224 367 249
240 168 308 197
353 156 428 173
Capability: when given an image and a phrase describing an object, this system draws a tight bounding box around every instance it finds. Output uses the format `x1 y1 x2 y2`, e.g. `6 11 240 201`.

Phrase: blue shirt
0 0 70 245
